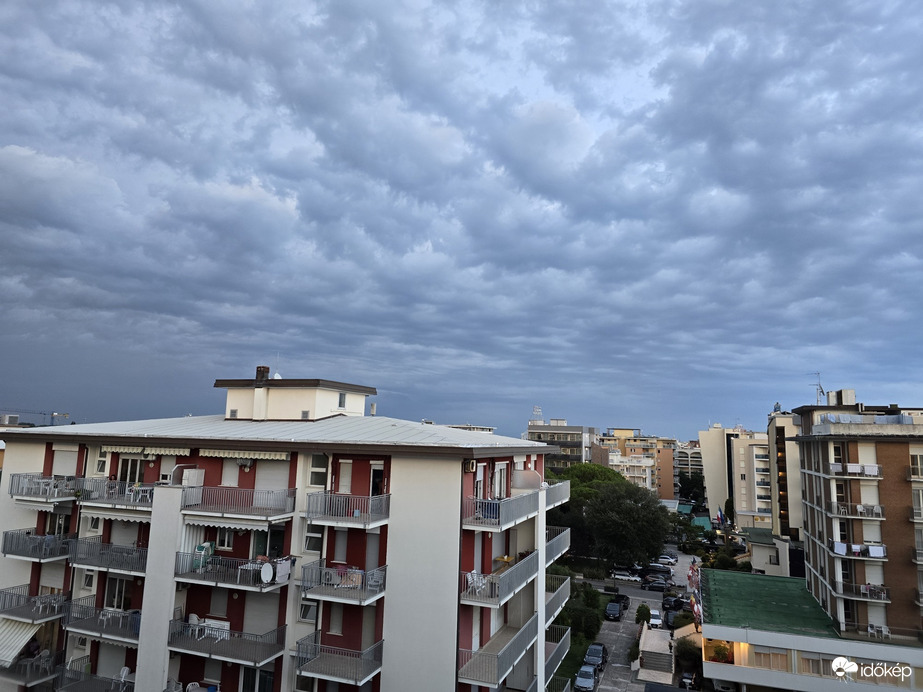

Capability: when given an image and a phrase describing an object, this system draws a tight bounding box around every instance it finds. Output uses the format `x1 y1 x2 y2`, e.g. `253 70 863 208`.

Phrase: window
305 532 323 553
216 527 234 551
47 512 71 536
75 636 88 650
89 516 101 532
118 458 143 484
241 667 273 692
334 529 347 563
754 647 787 670
338 392 347 409
104 576 132 610
229 409 238 419
96 450 107 474
310 455 328 487
203 660 222 684
740 474 746 480
83 571 95 589
299 599 318 623
209 589 228 617
800 656 832 676
301 410 311 420
329 603 343 634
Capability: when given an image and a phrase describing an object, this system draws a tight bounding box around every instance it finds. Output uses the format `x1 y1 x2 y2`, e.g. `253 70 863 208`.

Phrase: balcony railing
827 539 888 559
175 552 292 590
912 507 923 522
75 478 155 507
304 492 390 527
834 582 890 601
2 529 74 561
460 550 539 607
70 537 148 574
826 463 882 478
546 527 570 566
756 508 771 514
168 619 286 668
462 490 540 531
913 548 923 564
8 473 78 501
545 574 570 625
544 625 570 680
301 560 386 604
458 613 538 686
756 494 771 501
546 676 572 692
182 486 296 518
0 584 69 623
545 480 570 509
828 502 884 519
65 596 140 643
55 666 135 692
755 481 770 488
0 649 64 687
754 467 770 474
296 632 383 686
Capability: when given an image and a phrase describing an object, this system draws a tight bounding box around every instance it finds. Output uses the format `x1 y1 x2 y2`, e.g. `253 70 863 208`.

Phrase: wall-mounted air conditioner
463 459 477 473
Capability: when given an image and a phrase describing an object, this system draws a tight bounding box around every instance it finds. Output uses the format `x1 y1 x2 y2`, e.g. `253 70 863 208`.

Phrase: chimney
256 365 271 383
370 403 377 416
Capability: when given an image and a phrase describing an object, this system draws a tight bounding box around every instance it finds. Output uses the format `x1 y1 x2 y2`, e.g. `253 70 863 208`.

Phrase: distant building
767 410 805 541
729 436 772 529
697 423 767 522
598 428 675 499
526 418 598 468
673 441 703 498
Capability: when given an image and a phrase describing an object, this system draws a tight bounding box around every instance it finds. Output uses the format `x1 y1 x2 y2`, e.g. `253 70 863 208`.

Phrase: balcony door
118 458 143 484
104 576 132 610
241 667 273 692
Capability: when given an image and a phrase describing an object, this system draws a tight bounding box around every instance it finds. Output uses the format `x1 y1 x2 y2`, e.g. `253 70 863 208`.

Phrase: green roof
701 569 839 638
740 527 775 546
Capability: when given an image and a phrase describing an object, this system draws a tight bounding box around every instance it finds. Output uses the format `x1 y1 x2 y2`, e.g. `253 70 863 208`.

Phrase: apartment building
729 438 772 529
606 451 655 491
0 367 571 692
672 443 703 498
526 418 597 468
697 424 768 522
597 429 675 499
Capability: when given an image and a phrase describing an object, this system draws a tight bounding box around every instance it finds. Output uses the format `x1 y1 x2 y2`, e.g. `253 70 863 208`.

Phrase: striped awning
199 449 289 460
0 619 40 668
81 508 151 524
183 516 273 531
142 447 190 457
101 445 143 454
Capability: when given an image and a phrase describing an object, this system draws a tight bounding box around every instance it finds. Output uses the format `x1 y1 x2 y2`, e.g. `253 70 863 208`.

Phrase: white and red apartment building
0 367 571 692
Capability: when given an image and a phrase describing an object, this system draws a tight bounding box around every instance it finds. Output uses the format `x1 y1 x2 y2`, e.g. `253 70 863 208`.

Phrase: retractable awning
0 619 41 668
81 508 151 524
199 449 289 460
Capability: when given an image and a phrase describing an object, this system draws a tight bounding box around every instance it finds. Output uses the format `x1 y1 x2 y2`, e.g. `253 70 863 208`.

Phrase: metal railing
65 596 141 641
545 574 570 623
826 463 882 478
167 619 286 666
296 632 383 684
834 582 890 601
828 501 884 518
2 529 74 560
70 537 148 573
545 480 570 508
458 613 538 686
754 467 770 474
8 473 78 499
546 526 570 565
301 560 386 601
304 492 390 525
546 676 572 692
182 486 296 515
462 491 540 529
74 478 156 507
544 625 570 680
0 584 69 621
0 649 64 686
460 551 539 606
175 552 292 588
55 665 134 692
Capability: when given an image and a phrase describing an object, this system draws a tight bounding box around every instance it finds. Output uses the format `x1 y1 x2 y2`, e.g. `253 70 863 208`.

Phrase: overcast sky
3 1 923 441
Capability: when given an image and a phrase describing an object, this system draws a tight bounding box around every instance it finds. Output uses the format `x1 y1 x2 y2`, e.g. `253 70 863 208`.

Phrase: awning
102 445 143 454
199 449 289 460
81 508 151 524
183 516 273 532
0 619 41 668
143 447 190 457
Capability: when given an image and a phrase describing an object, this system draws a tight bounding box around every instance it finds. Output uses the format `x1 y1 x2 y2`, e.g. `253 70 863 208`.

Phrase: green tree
677 471 705 503
635 603 651 625
723 498 736 525
674 637 701 669
584 482 671 566
546 465 626 559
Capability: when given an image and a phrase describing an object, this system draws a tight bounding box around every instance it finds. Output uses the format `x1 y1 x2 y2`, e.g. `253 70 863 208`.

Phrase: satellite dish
260 562 275 584
273 372 282 379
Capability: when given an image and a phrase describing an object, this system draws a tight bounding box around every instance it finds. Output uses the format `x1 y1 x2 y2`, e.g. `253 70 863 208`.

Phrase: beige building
598 428 676 499
729 437 772 529
526 418 597 468
698 424 768 522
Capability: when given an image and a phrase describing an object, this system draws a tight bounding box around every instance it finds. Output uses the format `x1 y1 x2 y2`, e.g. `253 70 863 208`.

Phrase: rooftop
701 569 838 638
740 527 775 546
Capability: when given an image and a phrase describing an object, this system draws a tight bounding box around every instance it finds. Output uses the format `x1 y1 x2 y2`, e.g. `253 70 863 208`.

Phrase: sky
3 1 923 441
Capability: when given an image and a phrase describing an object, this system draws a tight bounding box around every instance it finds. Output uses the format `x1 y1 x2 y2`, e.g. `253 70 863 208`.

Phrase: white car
611 571 642 583
649 609 663 628
658 554 678 565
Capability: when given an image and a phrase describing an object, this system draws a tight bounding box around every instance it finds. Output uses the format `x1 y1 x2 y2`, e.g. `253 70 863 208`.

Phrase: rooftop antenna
531 405 543 422
811 372 825 405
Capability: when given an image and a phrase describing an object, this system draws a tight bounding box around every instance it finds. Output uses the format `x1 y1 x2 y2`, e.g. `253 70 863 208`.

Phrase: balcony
460 551 539 607
916 590 923 607
296 632 383 686
827 539 887 560
75 478 155 510
70 537 147 576
828 501 884 519
544 625 570 680
546 527 570 566
545 480 570 510
912 507 923 522
833 582 890 602
545 574 570 625
0 649 63 688
913 548 923 564
167 619 286 667
175 552 292 592
301 560 386 605
756 494 771 501
826 463 882 478
458 613 538 687
462 491 540 532
65 596 140 645
0 584 69 624
56 665 135 691
546 676 572 692
907 466 923 481
1 529 74 562
304 492 390 529
8 473 78 503
754 480 770 488
182 486 296 522
754 467 770 474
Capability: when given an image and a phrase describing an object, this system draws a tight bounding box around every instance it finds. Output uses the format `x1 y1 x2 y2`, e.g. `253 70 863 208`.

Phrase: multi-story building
0 366 571 692
606 451 655 491
767 410 805 542
698 424 768 523
673 442 703 499
597 429 675 499
729 438 773 529
526 418 597 468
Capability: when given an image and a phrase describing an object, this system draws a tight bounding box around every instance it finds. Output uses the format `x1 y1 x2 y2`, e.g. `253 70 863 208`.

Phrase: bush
674 637 701 668
582 566 608 580
579 583 600 610
672 612 694 630
636 603 651 624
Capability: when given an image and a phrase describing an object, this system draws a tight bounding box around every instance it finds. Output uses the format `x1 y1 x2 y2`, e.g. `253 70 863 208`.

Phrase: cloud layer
3 1 923 438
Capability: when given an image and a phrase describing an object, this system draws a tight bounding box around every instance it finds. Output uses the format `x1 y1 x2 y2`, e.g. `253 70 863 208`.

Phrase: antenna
531 405 543 421
810 372 825 405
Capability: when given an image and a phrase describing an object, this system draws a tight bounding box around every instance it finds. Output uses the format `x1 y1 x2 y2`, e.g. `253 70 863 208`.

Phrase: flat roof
701 569 838 638
740 527 775 546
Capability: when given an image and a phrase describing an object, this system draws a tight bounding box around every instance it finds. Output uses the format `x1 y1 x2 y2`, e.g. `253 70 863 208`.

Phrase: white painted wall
0 440 49 588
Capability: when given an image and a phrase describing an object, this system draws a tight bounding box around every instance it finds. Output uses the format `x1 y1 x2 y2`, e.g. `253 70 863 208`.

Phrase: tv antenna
810 372 825 405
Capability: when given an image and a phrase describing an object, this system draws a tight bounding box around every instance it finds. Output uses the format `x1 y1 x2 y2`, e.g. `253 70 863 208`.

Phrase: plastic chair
188 613 206 640
165 680 182 692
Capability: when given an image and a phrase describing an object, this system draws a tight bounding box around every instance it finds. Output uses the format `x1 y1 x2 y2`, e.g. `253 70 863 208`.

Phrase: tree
546 465 626 559
677 471 705 504
635 603 651 625
674 637 701 669
723 498 735 525
584 482 671 566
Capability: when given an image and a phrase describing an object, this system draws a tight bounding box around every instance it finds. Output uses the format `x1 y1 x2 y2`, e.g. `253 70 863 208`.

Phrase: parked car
658 554 678 565
662 596 678 610
712 680 738 692
611 571 642 583
679 671 698 689
584 642 609 670
642 579 668 592
646 563 674 577
613 593 631 609
574 664 599 691
605 601 622 621
649 609 663 628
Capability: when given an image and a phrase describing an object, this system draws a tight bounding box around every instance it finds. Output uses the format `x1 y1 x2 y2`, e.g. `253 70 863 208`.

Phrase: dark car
605 601 622 621
584 642 609 671
642 579 668 592
613 593 630 609
662 596 678 611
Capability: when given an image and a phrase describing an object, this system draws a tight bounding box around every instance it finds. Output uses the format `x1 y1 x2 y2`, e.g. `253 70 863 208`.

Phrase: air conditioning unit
1 414 19 425
463 459 477 473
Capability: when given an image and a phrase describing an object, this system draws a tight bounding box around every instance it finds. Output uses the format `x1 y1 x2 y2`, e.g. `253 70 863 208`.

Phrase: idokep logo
831 656 911 682
832 657 858 677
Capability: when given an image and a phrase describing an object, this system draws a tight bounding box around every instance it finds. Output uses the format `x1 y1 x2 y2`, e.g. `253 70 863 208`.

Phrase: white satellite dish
260 562 275 584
